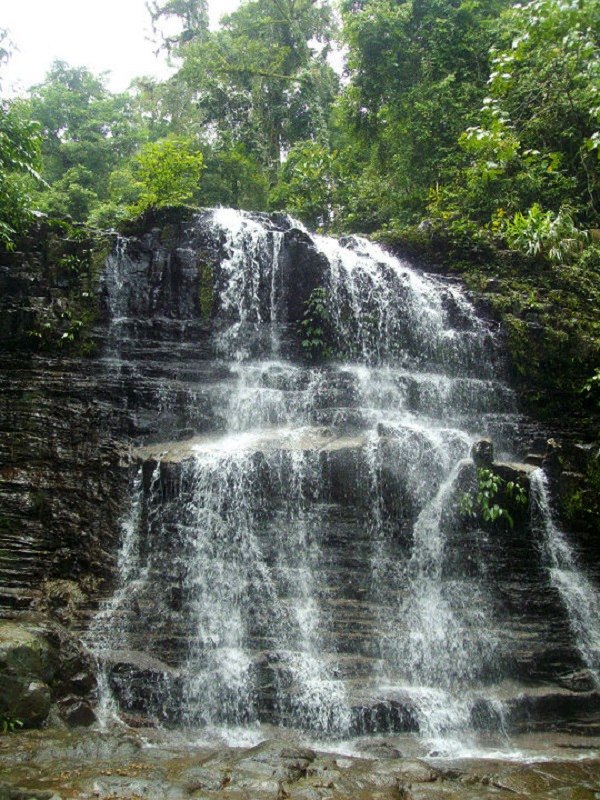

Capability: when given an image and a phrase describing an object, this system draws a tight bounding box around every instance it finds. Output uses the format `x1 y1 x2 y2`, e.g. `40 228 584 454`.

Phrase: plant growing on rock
460 468 527 528
0 712 23 735
502 204 588 264
300 286 333 362
106 137 204 219
582 368 600 409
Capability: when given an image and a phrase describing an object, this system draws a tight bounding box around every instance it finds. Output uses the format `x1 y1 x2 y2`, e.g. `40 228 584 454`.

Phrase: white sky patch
1 0 240 96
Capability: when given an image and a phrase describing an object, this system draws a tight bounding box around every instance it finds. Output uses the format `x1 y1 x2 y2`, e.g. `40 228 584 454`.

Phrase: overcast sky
2 0 240 95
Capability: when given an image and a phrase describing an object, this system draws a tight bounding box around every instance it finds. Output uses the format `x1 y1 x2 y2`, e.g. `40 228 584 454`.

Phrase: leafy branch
0 712 23 735
459 468 527 528
300 286 333 362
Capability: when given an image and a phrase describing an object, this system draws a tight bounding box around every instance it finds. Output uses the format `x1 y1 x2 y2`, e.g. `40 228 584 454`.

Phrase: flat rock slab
134 427 367 463
1 729 600 800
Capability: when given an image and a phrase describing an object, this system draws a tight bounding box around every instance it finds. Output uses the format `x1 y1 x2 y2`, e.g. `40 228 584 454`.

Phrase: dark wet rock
69 669 96 694
556 669 598 693
455 455 533 527
350 695 420 735
2 209 600 742
279 228 330 322
0 355 128 613
471 438 494 468
469 698 506 731
525 453 544 467
0 622 53 679
103 649 181 677
2 726 600 800
233 739 318 785
0 619 96 728
392 760 440 784
56 695 96 727
120 712 158 728
357 740 403 760
542 437 563 479
0 785 62 800
103 649 182 720
0 623 53 727
34 580 86 626
505 688 600 733
18 618 97 702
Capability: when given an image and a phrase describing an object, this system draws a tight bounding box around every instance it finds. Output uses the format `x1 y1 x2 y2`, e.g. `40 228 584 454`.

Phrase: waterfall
530 469 600 682
91 208 584 747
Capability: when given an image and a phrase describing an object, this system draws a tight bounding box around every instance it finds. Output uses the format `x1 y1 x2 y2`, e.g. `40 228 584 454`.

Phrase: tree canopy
1 0 598 250
0 29 42 248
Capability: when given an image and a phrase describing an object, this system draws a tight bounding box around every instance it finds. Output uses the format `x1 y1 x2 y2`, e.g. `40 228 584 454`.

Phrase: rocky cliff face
0 208 599 739
0 209 334 727
0 219 127 618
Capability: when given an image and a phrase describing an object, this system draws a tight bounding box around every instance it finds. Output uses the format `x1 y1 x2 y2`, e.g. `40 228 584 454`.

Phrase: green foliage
460 468 527 528
432 0 600 241
124 137 204 215
326 0 599 249
177 0 338 174
0 0 595 434
27 62 148 224
582 368 600 409
502 204 588 264
300 287 333 361
147 0 210 53
561 448 600 534
23 221 108 354
469 241 600 420
201 143 269 210
0 27 12 68
198 260 213 321
0 712 23 735
337 0 509 230
103 137 204 221
271 140 339 228
488 0 599 219
0 31 44 248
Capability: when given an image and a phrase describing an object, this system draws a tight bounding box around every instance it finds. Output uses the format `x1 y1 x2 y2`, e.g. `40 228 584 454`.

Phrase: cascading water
88 208 598 751
530 469 600 682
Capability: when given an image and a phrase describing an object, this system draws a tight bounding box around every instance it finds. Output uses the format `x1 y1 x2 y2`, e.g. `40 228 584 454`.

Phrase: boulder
471 438 494 468
0 785 62 800
0 619 97 729
56 695 96 727
0 623 53 727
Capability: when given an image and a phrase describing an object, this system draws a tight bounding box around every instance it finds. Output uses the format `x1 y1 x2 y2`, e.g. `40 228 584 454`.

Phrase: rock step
0 587 39 610
102 642 600 735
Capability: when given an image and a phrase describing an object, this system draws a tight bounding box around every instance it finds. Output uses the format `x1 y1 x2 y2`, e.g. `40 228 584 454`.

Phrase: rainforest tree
26 62 147 223
0 29 43 249
440 0 600 236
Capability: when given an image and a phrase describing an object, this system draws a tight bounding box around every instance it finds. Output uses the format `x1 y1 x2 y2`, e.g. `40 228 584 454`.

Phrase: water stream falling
88 208 599 751
530 469 600 682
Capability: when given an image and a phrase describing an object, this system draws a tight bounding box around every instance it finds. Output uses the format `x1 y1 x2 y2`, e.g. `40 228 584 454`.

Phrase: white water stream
530 469 600 682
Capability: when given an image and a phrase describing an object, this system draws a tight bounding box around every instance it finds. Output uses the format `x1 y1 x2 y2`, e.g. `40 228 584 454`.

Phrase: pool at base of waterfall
1 726 599 800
